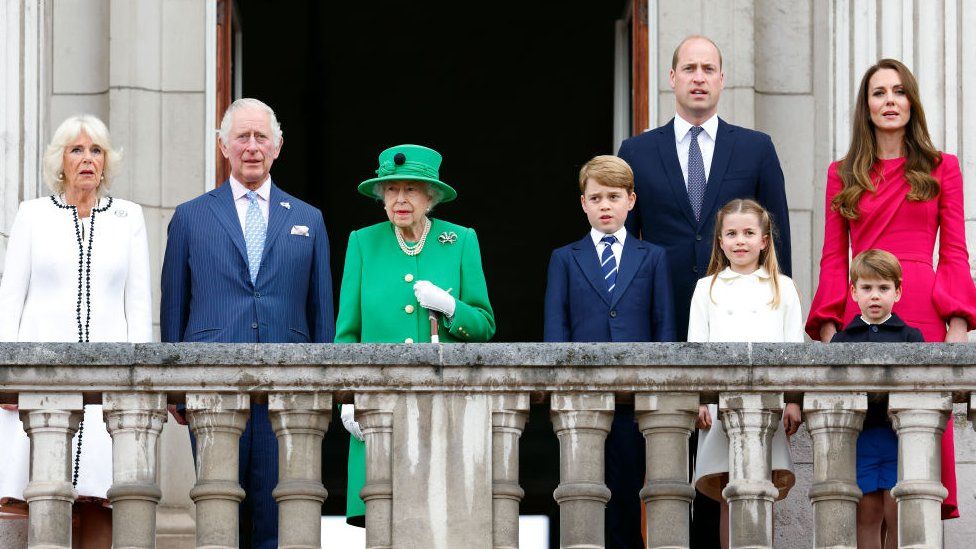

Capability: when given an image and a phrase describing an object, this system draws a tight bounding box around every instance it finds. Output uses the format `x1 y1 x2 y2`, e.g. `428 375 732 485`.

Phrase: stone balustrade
0 342 974 548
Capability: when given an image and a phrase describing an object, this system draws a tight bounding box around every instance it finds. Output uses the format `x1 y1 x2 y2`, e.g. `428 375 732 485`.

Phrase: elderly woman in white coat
0 114 152 547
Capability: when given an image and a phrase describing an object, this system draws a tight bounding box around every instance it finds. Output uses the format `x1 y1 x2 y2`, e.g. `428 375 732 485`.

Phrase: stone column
18 392 84 549
268 392 332 549
889 392 951 549
489 393 530 549
550 392 614 549
186 392 250 549
356 393 397 549
719 392 783 549
803 392 867 549
634 392 698 549
102 392 168 549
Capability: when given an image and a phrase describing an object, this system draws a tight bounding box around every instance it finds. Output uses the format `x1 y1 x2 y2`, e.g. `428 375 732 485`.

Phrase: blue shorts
856 426 898 494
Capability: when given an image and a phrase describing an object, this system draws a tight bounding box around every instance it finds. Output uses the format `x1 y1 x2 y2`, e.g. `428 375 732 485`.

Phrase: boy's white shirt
859 313 893 326
589 226 627 267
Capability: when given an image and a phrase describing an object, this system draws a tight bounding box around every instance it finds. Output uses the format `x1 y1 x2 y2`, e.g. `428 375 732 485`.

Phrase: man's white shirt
229 175 271 231
674 112 719 187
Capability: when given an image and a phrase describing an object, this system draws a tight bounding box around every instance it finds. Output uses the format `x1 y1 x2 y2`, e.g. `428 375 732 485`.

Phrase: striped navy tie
600 235 617 293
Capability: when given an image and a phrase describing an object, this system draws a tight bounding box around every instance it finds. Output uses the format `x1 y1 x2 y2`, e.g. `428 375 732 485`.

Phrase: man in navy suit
161 98 334 548
544 155 675 548
619 36 791 548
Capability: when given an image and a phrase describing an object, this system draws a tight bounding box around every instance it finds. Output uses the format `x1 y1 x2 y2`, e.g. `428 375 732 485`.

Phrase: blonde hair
851 249 903 289
707 199 783 308
42 115 122 195
578 155 634 194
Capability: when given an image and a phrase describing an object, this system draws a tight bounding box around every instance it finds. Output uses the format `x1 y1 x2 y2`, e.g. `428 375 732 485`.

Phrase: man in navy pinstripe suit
161 98 335 548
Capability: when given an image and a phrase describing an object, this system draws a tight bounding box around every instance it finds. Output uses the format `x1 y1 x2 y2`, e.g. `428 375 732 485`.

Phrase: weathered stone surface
52 0 109 94
755 0 812 94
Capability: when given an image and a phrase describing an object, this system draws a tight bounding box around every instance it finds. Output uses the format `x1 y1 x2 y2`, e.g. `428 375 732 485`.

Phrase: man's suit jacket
543 233 675 342
160 181 335 344
618 118 791 340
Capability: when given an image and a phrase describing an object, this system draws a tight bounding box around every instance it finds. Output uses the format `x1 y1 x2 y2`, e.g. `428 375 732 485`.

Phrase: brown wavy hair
707 199 783 308
833 59 940 220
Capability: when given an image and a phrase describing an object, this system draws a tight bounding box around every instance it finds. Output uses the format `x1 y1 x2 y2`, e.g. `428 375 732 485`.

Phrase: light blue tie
600 235 617 293
244 191 266 284
687 125 707 221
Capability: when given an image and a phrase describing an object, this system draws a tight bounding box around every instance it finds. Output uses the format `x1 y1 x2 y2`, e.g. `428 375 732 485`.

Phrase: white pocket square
291 225 310 236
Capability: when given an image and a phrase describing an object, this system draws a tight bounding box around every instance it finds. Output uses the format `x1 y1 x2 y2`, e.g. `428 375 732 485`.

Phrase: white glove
413 280 456 318
341 404 364 442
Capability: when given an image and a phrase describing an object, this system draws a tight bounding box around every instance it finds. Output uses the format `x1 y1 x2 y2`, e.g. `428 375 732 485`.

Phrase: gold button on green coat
335 218 495 524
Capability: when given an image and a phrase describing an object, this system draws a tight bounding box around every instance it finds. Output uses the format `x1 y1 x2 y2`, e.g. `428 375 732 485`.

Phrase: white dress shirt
229 176 271 230
674 112 719 187
590 226 627 267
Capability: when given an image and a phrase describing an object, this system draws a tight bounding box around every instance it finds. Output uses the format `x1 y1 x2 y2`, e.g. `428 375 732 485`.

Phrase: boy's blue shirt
543 229 676 342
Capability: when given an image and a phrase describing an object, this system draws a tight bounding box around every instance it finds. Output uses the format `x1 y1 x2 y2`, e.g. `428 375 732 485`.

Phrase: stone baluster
186 392 250 549
550 392 614 549
269 392 332 549
356 393 398 549
889 392 951 549
102 392 168 549
19 392 84 549
803 392 867 549
719 392 783 549
489 393 530 549
635 392 698 549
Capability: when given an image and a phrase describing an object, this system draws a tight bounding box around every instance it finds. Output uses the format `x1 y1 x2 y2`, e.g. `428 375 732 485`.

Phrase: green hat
358 144 457 203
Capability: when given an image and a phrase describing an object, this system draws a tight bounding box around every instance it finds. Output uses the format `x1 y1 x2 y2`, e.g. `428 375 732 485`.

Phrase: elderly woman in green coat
336 144 495 526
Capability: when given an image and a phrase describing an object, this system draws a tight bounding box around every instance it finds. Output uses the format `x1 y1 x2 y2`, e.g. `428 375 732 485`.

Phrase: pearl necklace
394 217 431 256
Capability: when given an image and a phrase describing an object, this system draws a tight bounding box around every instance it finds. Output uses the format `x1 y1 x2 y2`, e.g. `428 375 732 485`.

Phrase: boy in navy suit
544 155 675 548
830 249 922 548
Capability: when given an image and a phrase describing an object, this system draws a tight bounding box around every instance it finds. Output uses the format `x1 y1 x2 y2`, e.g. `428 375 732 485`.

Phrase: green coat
336 218 495 523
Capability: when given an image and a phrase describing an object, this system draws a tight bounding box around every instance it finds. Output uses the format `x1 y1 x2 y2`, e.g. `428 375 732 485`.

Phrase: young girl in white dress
688 198 804 549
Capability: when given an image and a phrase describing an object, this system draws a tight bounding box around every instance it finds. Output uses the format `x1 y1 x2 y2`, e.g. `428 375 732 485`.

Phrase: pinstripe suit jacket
160 181 335 343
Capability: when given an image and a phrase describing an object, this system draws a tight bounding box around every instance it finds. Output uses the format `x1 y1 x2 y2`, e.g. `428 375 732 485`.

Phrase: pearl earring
57 172 65 181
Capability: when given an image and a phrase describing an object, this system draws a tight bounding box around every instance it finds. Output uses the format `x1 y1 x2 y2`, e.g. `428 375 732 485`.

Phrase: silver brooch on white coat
114 209 127 217
280 201 291 209
438 231 458 244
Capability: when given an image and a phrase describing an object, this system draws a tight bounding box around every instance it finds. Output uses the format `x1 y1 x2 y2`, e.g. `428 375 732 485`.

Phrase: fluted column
635 392 698 549
19 393 84 549
186 392 250 549
803 392 867 549
489 393 530 549
269 392 332 549
719 392 782 549
102 392 168 549
550 392 614 549
356 393 397 549
889 392 951 549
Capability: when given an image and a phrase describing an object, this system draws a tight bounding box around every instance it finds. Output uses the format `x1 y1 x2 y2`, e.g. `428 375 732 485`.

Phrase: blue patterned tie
687 125 707 221
244 191 266 284
600 235 617 293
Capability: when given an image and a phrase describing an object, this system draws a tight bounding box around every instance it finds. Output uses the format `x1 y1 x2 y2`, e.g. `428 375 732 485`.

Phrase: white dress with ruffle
687 267 804 501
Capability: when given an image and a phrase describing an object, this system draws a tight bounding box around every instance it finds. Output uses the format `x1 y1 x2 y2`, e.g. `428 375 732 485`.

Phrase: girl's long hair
707 199 783 308
833 58 941 219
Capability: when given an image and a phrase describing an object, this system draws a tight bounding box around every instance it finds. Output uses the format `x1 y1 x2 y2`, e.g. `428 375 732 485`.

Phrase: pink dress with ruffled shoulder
807 153 976 519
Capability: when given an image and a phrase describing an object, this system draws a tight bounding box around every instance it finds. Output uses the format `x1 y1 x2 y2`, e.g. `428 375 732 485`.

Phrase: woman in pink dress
807 58 976 536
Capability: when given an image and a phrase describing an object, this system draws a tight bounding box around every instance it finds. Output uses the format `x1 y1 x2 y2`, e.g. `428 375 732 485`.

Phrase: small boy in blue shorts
830 249 923 548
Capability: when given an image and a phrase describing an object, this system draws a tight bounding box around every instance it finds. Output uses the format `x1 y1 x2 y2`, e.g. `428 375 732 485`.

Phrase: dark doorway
238 0 624 342
236 0 626 543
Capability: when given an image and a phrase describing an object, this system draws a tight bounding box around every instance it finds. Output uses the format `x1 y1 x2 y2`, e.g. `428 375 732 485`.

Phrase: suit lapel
207 183 248 264
610 235 647 308
570 236 611 307
261 184 293 261
656 120 698 228
698 118 735 226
